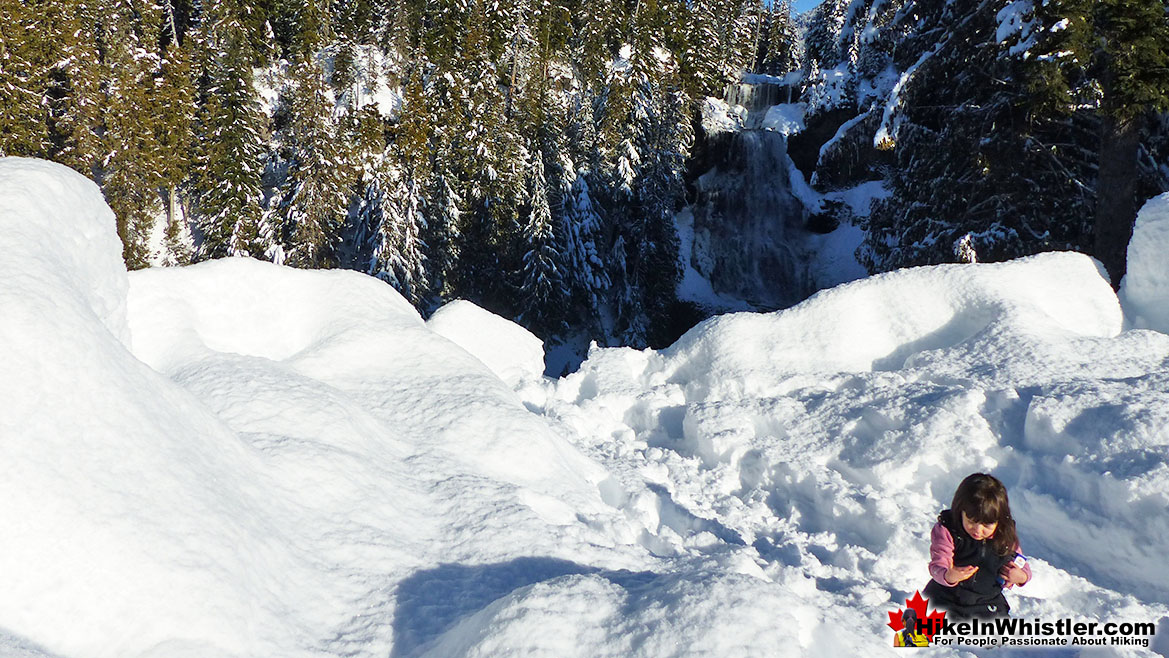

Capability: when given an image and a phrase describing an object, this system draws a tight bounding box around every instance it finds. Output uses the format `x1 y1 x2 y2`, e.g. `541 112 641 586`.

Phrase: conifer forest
2 0 1168 359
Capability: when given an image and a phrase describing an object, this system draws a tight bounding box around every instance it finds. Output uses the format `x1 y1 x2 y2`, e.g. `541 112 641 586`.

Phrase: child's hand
1000 563 1028 588
945 564 978 584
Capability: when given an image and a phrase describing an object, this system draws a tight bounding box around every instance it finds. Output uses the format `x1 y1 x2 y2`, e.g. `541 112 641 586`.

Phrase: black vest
924 509 1012 616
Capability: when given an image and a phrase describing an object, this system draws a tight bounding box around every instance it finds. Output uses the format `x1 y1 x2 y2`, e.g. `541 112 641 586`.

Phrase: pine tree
92 0 185 268
156 42 198 266
422 56 467 299
804 0 849 69
594 2 690 345
860 0 1098 272
680 0 726 98
363 67 431 303
275 58 352 268
761 1 800 76
519 150 567 330
269 0 331 60
562 166 612 331
43 0 104 175
0 0 53 157
630 76 690 346
1026 0 1169 287
331 35 360 110
420 0 471 70
574 0 622 89
193 7 267 259
365 160 430 303
450 0 527 311
334 0 388 44
377 0 414 82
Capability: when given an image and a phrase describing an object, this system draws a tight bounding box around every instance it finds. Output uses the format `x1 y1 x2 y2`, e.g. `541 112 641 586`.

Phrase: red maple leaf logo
887 590 947 641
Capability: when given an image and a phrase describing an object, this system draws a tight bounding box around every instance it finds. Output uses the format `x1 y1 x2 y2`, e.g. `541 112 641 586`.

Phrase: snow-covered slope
3 157 1168 656
0 158 648 658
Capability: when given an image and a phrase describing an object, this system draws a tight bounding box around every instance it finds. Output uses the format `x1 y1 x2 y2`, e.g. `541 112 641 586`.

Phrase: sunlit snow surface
2 157 1169 657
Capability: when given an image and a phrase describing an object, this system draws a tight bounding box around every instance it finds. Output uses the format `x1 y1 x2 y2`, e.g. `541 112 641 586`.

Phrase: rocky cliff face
690 126 811 309
682 82 874 313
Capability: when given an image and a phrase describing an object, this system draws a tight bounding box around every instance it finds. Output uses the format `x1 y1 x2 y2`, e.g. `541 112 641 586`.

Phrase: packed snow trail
2 158 1168 656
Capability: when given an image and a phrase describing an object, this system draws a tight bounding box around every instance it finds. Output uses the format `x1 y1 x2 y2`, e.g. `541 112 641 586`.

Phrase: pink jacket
929 522 1033 587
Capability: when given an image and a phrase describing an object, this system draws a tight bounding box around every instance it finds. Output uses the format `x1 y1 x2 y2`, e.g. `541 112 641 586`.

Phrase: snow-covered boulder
1120 193 1169 334
761 103 806 136
426 299 547 384
699 96 746 134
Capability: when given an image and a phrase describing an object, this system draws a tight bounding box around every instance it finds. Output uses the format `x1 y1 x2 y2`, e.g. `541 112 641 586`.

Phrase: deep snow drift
2 157 1168 657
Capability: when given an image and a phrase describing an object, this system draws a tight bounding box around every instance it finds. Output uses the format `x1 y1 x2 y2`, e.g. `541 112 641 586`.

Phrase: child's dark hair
951 473 1017 556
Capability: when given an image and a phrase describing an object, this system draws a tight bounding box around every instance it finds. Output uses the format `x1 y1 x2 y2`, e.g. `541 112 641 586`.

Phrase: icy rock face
691 129 810 309
700 97 746 134
1120 193 1169 334
427 299 546 383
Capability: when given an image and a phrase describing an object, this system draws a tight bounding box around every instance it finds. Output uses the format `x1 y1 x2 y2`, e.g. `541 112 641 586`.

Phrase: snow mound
417 567 876 658
1 158 286 657
661 252 1122 396
426 299 546 384
1121 193 1169 334
0 157 634 658
0 157 129 343
129 257 422 369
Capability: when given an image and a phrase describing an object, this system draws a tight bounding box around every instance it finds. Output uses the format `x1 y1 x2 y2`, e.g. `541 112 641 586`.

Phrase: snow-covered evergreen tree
361 68 431 304
364 161 430 303
192 6 267 259
803 0 850 69
1023 0 1169 287
0 0 52 157
274 58 352 268
99 0 169 268
47 0 105 176
761 1 800 76
155 42 198 266
450 0 527 311
562 170 612 330
861 0 1096 272
519 151 567 330
423 58 466 301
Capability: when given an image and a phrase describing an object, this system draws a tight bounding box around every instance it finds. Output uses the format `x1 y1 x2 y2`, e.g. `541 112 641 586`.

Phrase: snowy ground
2 157 1169 657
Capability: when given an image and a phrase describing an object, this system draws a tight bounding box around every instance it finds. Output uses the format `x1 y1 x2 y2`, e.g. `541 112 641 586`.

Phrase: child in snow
923 473 1031 619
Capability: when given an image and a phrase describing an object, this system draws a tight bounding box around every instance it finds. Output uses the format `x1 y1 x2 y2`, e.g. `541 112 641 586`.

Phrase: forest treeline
0 0 801 347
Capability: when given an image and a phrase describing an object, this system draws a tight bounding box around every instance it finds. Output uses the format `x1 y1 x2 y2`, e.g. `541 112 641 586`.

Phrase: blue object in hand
997 553 1027 586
